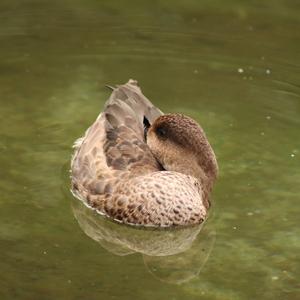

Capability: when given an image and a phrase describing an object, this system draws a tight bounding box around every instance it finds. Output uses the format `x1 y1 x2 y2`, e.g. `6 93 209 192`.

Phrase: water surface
0 1 300 299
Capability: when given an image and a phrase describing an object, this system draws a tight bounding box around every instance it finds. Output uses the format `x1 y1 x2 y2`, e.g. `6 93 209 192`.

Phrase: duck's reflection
71 198 216 284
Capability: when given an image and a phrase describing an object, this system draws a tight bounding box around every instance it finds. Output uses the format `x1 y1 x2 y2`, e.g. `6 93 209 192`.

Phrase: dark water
1 1 299 299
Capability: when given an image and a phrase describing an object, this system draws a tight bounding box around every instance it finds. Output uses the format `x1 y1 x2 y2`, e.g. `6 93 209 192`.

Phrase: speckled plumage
71 79 218 227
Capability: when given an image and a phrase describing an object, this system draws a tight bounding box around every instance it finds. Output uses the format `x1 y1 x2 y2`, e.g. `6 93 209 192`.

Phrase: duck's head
146 113 218 190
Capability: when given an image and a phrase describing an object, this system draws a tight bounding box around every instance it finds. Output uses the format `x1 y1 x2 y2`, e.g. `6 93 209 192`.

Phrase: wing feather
71 80 163 199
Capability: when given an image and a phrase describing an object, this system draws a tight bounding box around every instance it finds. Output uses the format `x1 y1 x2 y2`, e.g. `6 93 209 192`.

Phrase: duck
71 79 218 227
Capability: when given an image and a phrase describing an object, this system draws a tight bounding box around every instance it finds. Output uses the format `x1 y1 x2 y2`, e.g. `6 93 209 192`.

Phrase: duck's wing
71 79 163 198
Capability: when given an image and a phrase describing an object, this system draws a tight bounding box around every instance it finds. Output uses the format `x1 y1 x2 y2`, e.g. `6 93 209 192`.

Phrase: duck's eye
156 127 167 139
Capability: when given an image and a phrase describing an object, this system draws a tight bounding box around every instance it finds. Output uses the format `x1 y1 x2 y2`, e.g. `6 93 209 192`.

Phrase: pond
0 0 299 299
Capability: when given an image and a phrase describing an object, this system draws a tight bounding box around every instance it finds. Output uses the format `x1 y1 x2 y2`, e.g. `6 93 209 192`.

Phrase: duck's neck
164 155 215 210
162 153 215 194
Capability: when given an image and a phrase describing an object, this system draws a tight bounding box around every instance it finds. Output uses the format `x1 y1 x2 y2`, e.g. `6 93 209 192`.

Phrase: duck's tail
103 79 163 139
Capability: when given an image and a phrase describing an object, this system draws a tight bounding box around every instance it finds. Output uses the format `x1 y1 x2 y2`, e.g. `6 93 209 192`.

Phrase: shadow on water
70 196 216 284
60 161 216 284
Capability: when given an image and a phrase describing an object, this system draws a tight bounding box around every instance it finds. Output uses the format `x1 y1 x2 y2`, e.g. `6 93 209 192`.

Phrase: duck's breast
100 171 207 227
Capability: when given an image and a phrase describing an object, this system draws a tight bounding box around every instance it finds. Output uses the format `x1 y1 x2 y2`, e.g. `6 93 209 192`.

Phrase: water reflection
71 198 215 284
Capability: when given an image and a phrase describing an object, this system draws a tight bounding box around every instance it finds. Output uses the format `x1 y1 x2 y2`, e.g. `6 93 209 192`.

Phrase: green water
1 0 299 299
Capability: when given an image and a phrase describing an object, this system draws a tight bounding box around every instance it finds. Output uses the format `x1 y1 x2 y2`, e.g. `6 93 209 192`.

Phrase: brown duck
71 79 218 227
